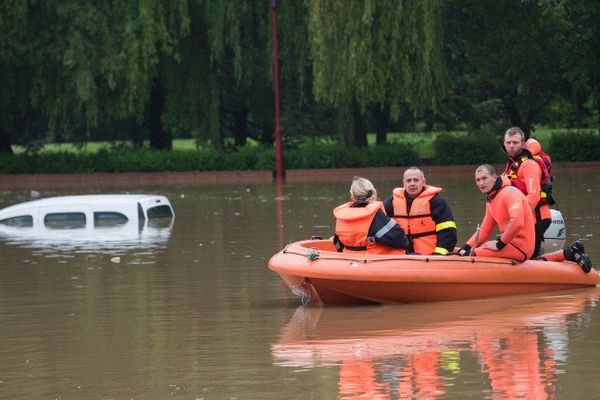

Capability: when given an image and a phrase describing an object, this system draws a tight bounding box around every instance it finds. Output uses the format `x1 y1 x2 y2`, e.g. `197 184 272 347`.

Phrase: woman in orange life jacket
457 164 535 261
333 176 409 254
502 127 553 258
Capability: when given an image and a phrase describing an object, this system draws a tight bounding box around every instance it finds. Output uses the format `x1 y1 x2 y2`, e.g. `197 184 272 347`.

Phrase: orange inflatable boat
268 239 599 305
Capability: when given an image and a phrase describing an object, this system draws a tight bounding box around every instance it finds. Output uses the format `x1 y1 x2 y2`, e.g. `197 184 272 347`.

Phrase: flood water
1 164 600 399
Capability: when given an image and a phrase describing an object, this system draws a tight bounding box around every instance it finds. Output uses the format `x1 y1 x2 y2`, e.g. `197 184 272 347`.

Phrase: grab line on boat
282 249 519 266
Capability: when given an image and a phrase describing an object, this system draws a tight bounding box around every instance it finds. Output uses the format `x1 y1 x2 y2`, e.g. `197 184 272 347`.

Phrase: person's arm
369 210 409 249
430 195 457 255
466 208 494 248
382 196 394 217
520 160 542 209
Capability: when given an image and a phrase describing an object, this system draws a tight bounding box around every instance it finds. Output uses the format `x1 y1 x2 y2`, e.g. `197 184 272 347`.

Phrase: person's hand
480 240 506 250
457 244 472 256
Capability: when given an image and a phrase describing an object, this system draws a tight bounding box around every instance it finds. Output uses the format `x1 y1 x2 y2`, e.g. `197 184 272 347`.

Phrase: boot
566 240 592 273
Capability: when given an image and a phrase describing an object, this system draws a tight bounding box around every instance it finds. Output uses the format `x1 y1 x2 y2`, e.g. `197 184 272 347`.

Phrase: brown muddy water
1 164 600 399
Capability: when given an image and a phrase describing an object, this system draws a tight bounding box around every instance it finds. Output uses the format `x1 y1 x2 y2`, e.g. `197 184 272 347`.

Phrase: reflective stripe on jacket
392 186 442 254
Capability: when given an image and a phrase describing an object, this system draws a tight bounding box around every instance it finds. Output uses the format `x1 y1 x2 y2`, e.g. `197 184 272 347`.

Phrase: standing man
384 167 457 255
502 127 552 257
457 164 535 261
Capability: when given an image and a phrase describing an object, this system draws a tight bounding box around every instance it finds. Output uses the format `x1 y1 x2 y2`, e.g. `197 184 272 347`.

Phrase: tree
444 0 566 136
306 0 446 146
0 1 190 152
562 0 600 131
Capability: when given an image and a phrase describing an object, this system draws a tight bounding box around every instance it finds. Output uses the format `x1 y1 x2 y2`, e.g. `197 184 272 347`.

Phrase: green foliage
444 1 566 133
433 132 504 165
548 132 600 161
2 0 600 157
284 143 419 169
307 0 446 116
0 143 419 174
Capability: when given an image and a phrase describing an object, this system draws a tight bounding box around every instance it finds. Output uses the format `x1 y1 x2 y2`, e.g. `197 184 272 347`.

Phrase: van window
147 205 173 218
44 212 86 229
94 212 129 227
0 215 33 227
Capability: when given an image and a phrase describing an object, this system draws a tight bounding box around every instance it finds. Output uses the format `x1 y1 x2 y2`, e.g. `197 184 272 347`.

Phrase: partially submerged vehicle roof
0 194 174 239
0 194 169 211
0 194 173 216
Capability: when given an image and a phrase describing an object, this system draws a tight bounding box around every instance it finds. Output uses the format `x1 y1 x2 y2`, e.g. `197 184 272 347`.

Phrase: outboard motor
540 209 566 255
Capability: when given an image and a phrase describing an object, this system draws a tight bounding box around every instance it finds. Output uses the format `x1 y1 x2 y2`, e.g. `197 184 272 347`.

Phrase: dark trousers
533 218 552 259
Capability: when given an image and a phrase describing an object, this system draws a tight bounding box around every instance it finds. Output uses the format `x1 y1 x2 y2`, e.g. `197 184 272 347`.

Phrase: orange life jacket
391 186 441 254
333 201 404 255
503 138 554 207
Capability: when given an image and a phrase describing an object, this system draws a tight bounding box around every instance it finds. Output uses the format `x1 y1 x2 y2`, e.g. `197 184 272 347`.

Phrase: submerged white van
0 194 174 239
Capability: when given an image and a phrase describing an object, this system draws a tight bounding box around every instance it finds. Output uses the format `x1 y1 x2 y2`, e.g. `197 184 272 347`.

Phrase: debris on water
180 194 185 198
110 256 121 263
30 190 40 198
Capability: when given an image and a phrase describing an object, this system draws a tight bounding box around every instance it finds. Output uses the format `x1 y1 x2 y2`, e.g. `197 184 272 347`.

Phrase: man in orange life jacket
502 127 553 258
457 164 535 261
383 167 457 255
333 176 409 254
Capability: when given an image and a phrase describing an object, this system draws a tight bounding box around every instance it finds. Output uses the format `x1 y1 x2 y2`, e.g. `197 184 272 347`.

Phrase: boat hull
268 240 599 305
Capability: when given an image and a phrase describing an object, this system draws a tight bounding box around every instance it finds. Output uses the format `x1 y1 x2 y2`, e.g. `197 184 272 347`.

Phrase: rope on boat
283 248 518 266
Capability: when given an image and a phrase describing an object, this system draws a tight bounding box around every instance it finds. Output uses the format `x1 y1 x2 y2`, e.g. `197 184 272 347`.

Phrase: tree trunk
0 126 13 154
148 76 172 150
351 99 368 148
503 95 527 136
374 105 390 145
233 105 248 147
597 100 600 135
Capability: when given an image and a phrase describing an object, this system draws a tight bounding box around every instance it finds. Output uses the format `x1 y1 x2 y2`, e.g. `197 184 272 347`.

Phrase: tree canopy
0 1 598 154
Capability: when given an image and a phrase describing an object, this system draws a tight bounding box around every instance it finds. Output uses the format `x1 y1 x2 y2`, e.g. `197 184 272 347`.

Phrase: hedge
1 131 598 174
0 144 420 174
432 134 505 165
547 132 600 161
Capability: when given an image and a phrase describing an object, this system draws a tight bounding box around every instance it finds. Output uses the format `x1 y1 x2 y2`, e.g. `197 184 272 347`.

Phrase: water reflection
0 217 174 255
273 288 600 399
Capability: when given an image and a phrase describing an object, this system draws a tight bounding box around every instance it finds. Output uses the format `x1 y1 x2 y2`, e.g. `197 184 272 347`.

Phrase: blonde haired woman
333 176 408 254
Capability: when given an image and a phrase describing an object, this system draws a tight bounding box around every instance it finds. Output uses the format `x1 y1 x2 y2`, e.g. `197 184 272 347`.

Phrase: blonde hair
350 176 377 201
504 127 525 141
